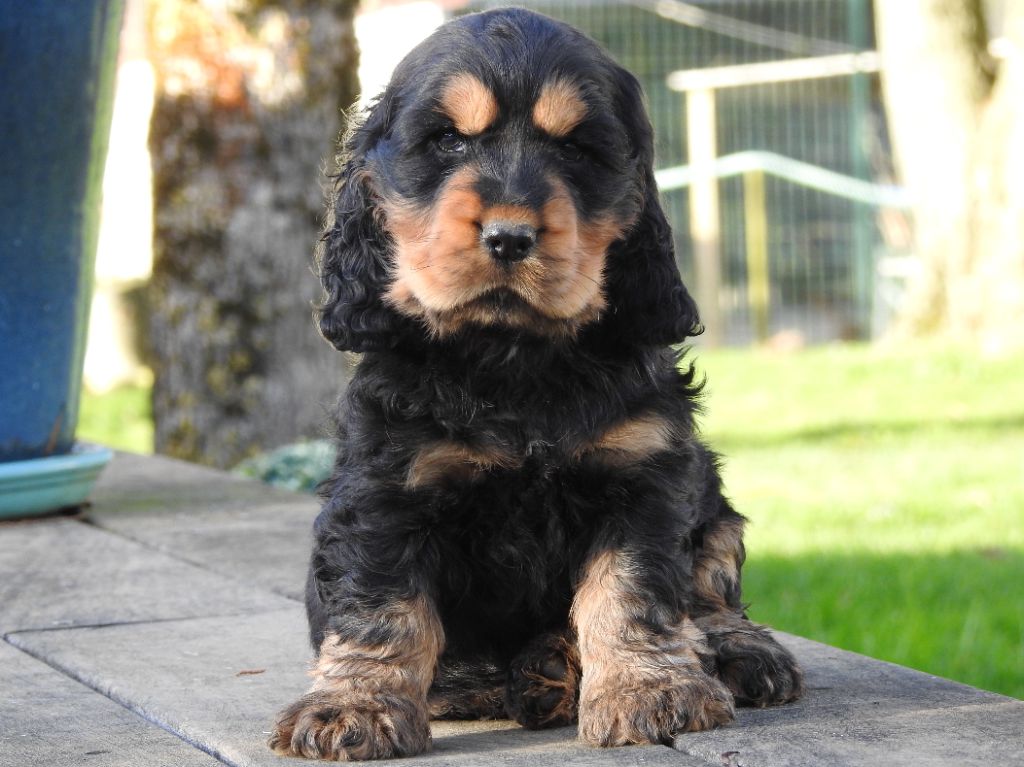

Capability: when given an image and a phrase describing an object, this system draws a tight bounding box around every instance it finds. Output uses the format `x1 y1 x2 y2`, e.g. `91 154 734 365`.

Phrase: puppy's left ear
597 70 703 347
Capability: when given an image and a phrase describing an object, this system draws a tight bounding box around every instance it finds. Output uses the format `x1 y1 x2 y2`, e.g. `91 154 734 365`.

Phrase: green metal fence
464 0 904 345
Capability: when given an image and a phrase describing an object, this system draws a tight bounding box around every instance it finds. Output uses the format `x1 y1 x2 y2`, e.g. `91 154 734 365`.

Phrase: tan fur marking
383 171 622 340
383 167 485 317
572 551 707 673
581 413 674 465
440 73 498 136
524 176 621 322
533 79 588 137
270 596 443 759
311 596 443 698
572 550 734 745
481 205 541 228
692 517 745 608
406 441 519 488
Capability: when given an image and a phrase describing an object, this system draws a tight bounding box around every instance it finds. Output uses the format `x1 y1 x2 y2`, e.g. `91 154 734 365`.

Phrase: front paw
269 690 431 760
578 669 734 747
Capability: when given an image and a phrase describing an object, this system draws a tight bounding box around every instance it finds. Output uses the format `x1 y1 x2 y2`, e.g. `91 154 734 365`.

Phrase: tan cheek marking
576 413 674 465
533 79 588 138
537 179 579 251
406 441 520 488
525 177 599 321
578 216 627 263
383 167 491 315
440 73 498 136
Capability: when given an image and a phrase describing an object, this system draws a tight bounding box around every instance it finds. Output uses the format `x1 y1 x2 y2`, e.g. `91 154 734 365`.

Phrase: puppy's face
363 14 646 338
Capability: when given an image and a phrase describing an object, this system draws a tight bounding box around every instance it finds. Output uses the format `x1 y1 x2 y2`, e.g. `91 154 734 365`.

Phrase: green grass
692 343 1024 699
78 384 153 454
75 344 1024 698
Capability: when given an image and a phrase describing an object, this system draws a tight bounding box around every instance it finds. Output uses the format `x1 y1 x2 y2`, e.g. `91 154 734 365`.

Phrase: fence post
686 87 723 346
743 169 770 342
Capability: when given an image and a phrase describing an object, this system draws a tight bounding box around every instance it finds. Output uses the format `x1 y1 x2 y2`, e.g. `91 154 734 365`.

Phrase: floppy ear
316 96 409 353
595 71 703 348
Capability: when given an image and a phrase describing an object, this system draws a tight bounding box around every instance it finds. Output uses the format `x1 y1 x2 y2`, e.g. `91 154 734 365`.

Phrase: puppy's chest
401 405 679 636
404 408 675 492
428 454 593 638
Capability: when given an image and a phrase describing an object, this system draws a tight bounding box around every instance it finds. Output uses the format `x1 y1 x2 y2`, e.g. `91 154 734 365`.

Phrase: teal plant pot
0 443 115 519
0 1 124 511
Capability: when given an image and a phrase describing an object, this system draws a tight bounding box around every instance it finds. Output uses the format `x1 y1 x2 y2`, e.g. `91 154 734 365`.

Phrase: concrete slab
0 641 218 767
88 500 315 602
675 699 1024 767
740 633 1011 723
425 720 706 766
0 517 295 633
671 634 1024 766
7 609 699 767
90 452 302 516
87 453 317 600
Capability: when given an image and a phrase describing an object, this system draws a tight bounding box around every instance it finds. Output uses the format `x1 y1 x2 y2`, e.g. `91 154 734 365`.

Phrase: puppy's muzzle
481 221 538 264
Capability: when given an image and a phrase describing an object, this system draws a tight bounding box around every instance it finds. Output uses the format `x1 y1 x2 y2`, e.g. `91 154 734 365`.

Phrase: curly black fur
273 9 801 761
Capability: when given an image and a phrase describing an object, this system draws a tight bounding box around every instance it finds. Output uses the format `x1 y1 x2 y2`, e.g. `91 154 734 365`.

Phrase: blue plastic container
0 1 125 462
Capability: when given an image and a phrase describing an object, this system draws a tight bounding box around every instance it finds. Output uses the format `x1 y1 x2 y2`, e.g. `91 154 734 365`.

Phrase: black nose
481 222 537 263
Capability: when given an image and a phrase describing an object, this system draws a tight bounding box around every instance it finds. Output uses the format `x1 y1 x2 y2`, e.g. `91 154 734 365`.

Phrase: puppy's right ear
316 94 407 352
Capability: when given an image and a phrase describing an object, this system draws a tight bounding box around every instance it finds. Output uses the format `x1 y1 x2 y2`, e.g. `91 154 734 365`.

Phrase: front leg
271 482 443 763
690 513 803 707
271 593 442 760
572 548 734 746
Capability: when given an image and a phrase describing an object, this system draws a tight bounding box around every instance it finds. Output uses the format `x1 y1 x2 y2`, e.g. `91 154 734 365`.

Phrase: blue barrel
0 1 125 461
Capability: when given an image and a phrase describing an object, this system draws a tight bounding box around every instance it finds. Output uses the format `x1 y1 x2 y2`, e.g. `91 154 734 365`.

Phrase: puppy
271 8 802 761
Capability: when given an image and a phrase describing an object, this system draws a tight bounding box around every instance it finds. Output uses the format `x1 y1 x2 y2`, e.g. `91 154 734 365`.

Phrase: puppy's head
318 8 701 352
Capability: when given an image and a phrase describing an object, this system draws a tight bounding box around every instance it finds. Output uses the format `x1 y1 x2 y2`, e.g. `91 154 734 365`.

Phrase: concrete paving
1 452 1021 766
0 642 219 767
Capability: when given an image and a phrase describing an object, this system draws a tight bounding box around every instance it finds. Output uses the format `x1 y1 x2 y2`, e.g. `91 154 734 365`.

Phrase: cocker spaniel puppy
271 8 802 761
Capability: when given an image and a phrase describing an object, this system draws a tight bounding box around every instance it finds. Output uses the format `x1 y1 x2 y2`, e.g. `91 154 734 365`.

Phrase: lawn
77 343 1024 698
693 343 1024 699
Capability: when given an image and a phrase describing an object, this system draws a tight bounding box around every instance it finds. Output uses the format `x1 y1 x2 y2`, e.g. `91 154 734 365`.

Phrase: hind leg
505 631 581 729
692 511 803 707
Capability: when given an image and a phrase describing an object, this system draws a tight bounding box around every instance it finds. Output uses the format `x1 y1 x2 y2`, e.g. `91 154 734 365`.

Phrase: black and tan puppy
271 8 802 761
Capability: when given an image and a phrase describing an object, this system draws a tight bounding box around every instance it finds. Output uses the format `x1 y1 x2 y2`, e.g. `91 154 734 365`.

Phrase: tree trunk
148 0 358 467
877 0 1024 350
875 0 993 336
970 9 1024 352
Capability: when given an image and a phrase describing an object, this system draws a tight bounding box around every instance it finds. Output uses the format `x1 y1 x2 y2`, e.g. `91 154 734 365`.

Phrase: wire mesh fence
463 0 906 345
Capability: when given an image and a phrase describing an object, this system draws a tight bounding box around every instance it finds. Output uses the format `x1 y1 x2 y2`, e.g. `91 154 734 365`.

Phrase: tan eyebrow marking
439 73 499 136
532 79 588 138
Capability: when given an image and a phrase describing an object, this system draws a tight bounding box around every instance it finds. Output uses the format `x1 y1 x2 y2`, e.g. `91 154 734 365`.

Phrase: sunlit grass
693 343 1024 698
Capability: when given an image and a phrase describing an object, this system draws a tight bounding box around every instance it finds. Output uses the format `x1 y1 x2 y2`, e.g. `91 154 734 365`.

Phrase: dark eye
435 128 467 154
559 140 584 163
